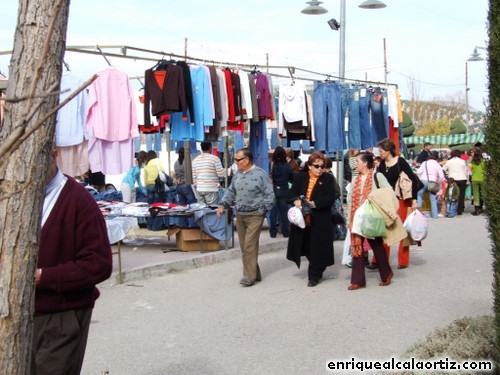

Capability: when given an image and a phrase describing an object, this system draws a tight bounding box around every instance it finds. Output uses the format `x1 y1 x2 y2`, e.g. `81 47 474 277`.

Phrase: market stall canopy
403 133 485 146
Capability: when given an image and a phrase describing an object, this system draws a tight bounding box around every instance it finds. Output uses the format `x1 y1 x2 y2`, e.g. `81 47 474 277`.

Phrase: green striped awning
403 133 485 146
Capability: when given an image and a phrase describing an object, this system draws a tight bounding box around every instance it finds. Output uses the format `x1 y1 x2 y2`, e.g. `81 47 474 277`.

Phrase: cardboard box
175 228 220 252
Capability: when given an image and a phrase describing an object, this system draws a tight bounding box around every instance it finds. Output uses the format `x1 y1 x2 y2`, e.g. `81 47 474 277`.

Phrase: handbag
300 196 312 217
155 159 174 190
425 162 440 194
331 198 345 224
361 201 387 238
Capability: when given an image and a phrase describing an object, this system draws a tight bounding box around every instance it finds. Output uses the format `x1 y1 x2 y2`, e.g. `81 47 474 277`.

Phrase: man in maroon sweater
31 150 112 375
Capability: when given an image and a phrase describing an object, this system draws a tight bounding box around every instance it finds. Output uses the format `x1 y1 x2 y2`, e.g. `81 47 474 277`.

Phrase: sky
0 0 489 113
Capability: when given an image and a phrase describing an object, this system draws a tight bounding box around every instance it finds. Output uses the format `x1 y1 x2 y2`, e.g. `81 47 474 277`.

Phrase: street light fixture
301 1 328 15
358 0 387 9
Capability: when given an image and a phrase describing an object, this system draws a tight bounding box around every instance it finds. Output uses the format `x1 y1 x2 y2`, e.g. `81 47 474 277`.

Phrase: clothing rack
62 45 399 88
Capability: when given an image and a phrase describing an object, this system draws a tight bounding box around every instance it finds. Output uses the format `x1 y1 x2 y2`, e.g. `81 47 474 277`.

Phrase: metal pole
339 0 346 81
383 37 388 85
465 62 470 134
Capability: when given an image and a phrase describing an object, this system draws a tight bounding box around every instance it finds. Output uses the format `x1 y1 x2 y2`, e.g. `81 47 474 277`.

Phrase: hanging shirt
86 67 139 142
56 73 88 147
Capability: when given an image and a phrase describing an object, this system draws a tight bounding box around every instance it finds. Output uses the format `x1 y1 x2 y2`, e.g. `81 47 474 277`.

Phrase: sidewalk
84 206 494 375
108 221 288 285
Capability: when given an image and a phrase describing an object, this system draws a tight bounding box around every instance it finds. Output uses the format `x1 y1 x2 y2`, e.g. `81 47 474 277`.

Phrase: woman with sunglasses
286 152 339 287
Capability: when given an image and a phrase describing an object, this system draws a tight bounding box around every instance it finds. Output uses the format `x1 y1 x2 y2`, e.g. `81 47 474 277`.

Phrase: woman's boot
472 206 481 216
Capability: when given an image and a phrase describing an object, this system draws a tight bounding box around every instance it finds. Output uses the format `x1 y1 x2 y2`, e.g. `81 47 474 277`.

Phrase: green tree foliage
414 118 450 136
450 118 467 134
486 0 500 348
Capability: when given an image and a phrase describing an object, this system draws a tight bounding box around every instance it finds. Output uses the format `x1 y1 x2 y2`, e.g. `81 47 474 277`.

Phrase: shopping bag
361 201 387 238
351 200 368 236
288 206 305 229
403 209 428 241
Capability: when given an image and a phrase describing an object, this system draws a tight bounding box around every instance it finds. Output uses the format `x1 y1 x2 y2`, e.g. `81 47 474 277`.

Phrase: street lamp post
465 62 470 133
301 0 386 198
466 46 486 133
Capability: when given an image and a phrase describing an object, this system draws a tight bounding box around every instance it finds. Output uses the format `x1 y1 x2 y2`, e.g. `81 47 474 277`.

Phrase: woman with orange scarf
286 152 338 287
346 152 393 290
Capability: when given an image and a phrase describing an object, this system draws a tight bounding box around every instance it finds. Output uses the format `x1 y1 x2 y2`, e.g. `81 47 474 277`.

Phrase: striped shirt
192 153 225 192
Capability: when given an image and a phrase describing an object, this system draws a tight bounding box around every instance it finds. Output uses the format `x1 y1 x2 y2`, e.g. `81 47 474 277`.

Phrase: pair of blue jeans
312 81 343 153
269 188 290 237
369 87 388 143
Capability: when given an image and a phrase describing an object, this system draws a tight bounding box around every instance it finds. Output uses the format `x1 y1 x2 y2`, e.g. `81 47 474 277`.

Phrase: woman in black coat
287 152 339 287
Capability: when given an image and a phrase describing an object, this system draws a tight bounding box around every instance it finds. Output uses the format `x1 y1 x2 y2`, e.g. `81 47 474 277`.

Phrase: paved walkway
83 206 494 375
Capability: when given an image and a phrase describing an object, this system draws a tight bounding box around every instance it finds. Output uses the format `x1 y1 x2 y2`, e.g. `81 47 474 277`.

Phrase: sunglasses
233 156 247 162
311 164 325 169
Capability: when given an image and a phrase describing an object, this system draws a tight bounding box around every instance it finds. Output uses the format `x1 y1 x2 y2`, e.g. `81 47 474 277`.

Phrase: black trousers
351 237 392 286
31 307 93 375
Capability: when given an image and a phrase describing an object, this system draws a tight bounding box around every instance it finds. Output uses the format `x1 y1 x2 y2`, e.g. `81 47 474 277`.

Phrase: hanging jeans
145 133 162 152
370 87 388 143
312 81 343 153
249 120 270 174
359 89 373 149
347 88 361 150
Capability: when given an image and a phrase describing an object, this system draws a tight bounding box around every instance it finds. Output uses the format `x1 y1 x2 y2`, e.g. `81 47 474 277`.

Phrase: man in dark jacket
416 142 432 166
32 150 112 375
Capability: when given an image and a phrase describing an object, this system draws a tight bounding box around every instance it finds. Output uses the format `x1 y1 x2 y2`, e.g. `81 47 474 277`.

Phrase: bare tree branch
3 88 69 103
0 74 97 168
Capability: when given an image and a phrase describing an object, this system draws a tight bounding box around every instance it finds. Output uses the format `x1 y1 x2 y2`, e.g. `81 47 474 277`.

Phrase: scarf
304 170 319 226
350 169 374 257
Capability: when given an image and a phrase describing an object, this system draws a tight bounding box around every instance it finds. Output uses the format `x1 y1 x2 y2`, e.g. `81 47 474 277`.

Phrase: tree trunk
0 1 70 373
487 0 500 348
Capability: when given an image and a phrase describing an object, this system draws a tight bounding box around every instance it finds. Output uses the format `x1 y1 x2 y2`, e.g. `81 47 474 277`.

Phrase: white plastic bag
351 200 368 236
288 206 305 229
342 229 352 266
403 210 428 241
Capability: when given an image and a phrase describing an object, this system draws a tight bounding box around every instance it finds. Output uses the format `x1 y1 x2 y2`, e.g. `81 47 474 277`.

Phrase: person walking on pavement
415 151 445 219
286 152 338 287
192 142 225 206
376 138 419 269
442 149 468 215
269 146 294 238
346 151 394 290
216 148 274 287
32 150 112 375
469 149 486 216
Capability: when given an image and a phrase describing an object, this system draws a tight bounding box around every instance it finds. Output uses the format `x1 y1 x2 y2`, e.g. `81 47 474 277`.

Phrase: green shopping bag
361 201 386 238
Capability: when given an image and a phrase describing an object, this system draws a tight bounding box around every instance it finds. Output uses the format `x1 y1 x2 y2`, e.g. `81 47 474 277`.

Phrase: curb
109 238 289 285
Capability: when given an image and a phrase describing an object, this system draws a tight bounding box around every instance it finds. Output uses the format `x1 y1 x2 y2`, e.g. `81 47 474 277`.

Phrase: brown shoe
347 284 366 290
379 271 394 286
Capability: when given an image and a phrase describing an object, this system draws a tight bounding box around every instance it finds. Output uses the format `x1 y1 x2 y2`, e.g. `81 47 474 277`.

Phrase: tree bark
0 0 70 373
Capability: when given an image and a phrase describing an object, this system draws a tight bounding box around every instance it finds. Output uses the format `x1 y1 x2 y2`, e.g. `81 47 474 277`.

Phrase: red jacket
36 177 112 314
